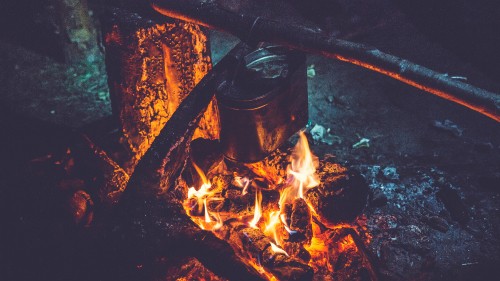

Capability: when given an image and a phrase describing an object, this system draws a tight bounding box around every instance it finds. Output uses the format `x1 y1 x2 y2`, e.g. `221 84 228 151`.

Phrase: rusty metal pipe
151 0 500 122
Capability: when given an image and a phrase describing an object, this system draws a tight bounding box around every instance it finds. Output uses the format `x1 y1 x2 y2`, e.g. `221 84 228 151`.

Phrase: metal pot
216 45 307 163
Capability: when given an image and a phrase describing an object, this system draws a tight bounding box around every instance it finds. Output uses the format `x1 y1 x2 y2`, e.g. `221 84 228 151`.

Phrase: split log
151 0 500 122
101 8 220 172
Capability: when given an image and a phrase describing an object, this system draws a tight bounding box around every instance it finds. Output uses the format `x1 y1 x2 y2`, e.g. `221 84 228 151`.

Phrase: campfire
91 7 378 280
3 1 499 281
180 132 373 280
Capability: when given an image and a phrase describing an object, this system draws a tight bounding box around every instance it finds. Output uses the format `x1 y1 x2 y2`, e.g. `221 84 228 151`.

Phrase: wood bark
150 0 500 122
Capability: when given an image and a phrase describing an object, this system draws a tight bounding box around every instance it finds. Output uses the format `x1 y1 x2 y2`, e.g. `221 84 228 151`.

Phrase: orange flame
184 161 223 231
249 188 263 228
279 132 319 210
264 211 282 246
270 242 289 257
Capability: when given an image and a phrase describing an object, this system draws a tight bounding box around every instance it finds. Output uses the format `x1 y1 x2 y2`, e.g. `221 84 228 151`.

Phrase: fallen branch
151 0 500 122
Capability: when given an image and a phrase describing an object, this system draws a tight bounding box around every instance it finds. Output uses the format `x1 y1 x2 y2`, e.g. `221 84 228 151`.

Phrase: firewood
287 198 313 242
220 221 314 281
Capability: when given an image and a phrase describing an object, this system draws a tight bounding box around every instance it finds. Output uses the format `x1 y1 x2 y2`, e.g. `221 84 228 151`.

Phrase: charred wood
121 42 249 199
287 198 313 242
72 134 129 207
306 167 369 224
66 190 94 226
220 221 314 281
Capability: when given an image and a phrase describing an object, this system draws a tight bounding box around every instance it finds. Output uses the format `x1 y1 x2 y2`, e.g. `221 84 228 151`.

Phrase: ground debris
432 119 463 137
382 166 399 181
352 138 370 149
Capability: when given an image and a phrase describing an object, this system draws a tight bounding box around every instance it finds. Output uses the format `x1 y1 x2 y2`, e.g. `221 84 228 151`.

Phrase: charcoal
289 198 313 242
66 190 94 226
306 170 369 224
262 246 314 281
283 242 311 263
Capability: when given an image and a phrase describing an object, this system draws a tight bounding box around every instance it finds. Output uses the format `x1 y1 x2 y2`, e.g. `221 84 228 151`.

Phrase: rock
436 185 469 225
371 189 388 208
352 138 370 149
310 124 326 143
423 215 449 232
307 64 316 78
432 119 463 137
382 166 399 180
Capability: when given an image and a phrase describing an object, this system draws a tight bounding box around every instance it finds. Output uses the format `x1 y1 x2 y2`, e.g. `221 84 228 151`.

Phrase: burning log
220 221 314 281
284 198 313 242
101 8 220 172
151 0 500 122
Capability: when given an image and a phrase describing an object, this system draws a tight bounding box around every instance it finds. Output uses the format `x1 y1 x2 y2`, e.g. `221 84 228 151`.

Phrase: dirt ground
1 0 499 280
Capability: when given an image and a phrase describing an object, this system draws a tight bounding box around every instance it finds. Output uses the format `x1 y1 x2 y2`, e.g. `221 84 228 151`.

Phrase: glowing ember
264 211 282 245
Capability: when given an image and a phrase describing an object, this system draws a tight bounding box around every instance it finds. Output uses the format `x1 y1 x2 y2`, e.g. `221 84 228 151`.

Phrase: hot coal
220 221 314 281
284 198 313 242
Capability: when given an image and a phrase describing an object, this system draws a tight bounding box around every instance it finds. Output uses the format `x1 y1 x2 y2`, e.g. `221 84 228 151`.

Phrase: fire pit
179 132 375 280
